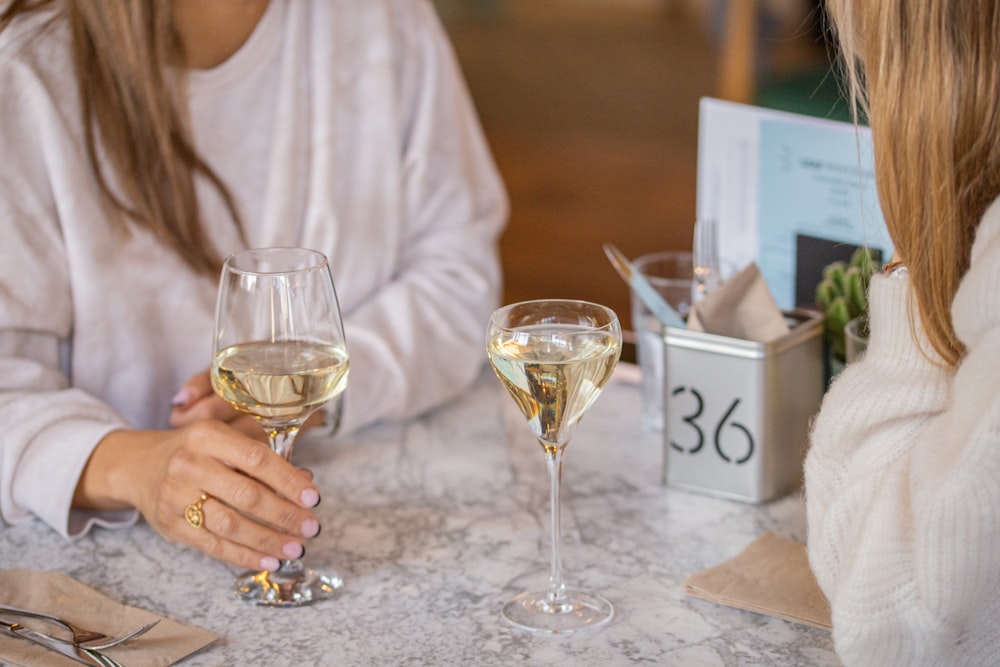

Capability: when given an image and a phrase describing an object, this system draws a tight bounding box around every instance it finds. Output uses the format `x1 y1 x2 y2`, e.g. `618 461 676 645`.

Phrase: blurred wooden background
437 0 835 330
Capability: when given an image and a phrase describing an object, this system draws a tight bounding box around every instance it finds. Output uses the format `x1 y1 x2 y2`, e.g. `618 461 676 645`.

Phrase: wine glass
211 247 349 607
486 299 622 634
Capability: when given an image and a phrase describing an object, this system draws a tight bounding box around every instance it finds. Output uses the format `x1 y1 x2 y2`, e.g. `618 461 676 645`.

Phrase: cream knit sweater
806 200 1000 665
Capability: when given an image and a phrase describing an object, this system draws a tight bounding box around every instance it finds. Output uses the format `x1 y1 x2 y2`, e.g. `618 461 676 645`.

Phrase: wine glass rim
490 298 620 332
223 247 328 276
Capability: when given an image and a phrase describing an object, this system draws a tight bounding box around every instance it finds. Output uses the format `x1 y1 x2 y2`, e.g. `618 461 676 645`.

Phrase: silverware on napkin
0 568 220 666
0 615 107 666
0 602 105 643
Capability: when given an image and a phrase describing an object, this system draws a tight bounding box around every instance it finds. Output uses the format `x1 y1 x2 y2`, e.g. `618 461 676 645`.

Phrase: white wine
212 340 349 423
488 324 620 451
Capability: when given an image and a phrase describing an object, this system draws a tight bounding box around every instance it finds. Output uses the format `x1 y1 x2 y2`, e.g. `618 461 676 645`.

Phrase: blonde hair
1 0 242 274
826 1 1000 367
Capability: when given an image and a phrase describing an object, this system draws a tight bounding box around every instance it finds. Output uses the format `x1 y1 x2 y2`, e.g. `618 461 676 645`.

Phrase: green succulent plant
815 247 879 362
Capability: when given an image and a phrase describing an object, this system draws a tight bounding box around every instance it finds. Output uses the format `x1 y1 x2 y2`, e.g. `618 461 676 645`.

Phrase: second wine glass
211 247 349 607
487 299 622 634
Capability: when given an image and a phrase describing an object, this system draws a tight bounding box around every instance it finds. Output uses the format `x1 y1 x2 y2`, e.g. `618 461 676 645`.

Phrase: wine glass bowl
211 247 349 606
487 299 622 634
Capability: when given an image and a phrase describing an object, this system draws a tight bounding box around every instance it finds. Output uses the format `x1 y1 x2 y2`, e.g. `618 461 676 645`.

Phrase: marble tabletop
0 365 839 666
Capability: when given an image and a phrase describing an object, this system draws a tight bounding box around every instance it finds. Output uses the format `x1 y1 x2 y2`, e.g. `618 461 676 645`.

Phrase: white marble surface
0 365 839 666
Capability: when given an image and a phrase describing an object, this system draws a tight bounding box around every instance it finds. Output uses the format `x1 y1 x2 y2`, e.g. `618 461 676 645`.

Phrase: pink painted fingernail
300 488 320 507
283 542 304 559
261 557 280 572
171 388 193 407
301 518 320 538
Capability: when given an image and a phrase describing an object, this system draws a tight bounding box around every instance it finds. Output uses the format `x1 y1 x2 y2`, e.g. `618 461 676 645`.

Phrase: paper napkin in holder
687 262 790 342
0 569 218 667
684 532 832 630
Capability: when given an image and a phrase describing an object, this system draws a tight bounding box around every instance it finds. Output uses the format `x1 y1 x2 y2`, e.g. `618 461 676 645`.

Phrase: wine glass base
233 567 343 607
502 590 614 635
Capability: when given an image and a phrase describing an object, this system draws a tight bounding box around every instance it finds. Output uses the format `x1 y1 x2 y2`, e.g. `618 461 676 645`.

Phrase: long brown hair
826 0 1000 367
0 0 242 274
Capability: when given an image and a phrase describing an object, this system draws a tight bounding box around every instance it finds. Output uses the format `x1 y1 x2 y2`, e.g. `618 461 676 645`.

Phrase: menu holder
696 97 892 311
663 309 823 503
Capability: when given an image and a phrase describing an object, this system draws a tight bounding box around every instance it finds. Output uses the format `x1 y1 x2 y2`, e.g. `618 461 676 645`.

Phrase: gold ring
184 493 210 529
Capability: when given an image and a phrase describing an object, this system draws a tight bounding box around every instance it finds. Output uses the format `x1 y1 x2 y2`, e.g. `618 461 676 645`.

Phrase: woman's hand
170 370 264 439
73 422 322 573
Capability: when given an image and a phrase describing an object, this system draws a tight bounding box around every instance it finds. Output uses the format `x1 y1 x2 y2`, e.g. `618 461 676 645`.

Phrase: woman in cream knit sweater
805 1 1000 664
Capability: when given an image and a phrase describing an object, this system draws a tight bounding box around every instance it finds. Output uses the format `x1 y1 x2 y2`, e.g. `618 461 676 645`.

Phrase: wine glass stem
544 448 567 604
265 424 301 461
278 557 304 574
266 424 304 574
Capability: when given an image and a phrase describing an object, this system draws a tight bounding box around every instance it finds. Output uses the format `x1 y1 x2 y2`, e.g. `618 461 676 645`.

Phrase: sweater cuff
11 416 137 539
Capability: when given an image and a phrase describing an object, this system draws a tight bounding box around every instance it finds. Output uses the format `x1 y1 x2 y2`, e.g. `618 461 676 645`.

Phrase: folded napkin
683 532 832 630
0 569 218 667
688 262 790 342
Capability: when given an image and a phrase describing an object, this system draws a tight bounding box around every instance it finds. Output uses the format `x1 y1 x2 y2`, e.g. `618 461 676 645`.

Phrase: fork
1 617 108 666
79 620 160 650
0 603 104 643
0 603 159 648
1 614 149 665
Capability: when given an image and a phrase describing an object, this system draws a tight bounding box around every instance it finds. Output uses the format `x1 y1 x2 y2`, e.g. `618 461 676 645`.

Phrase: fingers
170 370 331 427
141 421 323 571
171 369 267 429
170 372 273 439
169 478 319 572
168 368 331 438
185 421 321 510
170 370 237 429
172 394 243 430
198 454 321 538
170 370 215 410
181 495 314 572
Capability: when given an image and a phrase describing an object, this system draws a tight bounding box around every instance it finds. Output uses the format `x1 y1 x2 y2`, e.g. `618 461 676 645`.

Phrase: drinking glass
211 247 349 607
487 299 622 634
630 251 693 431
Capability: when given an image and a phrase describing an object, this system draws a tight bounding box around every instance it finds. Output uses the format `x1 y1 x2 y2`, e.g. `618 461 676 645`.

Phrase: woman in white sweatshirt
0 1 507 575
806 1 1000 664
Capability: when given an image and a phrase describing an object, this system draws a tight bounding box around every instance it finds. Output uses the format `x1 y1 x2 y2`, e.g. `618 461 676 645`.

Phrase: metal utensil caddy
662 309 824 503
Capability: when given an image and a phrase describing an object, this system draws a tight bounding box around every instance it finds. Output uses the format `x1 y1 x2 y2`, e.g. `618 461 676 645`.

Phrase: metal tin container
662 309 824 503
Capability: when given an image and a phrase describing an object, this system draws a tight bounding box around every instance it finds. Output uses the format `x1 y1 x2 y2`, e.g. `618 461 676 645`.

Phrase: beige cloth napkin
688 262 790 342
684 532 832 630
0 569 218 666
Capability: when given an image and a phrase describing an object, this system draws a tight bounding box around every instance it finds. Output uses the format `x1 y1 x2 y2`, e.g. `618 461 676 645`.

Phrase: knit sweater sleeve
805 200 1000 665
0 42 137 538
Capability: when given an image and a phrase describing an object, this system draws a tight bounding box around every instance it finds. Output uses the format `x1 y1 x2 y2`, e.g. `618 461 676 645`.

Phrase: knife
0 616 105 666
603 243 687 329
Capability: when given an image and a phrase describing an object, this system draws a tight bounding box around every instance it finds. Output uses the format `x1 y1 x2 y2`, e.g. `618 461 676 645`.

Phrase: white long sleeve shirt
0 0 507 538
805 200 1000 664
